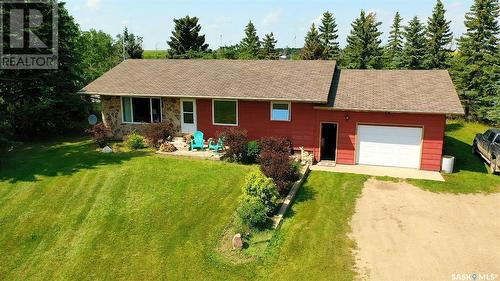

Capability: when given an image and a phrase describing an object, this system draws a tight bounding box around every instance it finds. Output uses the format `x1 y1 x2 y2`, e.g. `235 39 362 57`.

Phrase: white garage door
356 125 423 169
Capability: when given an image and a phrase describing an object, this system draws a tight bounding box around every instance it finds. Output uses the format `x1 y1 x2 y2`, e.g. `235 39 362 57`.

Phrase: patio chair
190 131 205 151
208 137 224 153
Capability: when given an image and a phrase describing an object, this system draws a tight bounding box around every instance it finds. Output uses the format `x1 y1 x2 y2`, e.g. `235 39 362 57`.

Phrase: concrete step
316 160 336 167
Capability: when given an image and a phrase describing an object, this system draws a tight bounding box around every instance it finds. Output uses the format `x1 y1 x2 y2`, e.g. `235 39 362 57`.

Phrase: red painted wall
196 99 446 171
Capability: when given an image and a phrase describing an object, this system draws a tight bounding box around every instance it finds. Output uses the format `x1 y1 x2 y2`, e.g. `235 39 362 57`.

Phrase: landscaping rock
101 146 113 153
232 233 243 250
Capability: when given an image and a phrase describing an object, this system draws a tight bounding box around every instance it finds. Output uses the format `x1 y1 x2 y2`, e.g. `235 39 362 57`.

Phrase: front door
320 123 337 161
181 99 197 134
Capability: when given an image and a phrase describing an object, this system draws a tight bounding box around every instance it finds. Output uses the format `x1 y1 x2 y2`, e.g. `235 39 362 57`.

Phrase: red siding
195 99 445 171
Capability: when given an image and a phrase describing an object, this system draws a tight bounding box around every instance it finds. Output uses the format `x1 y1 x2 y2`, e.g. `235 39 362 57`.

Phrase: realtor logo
0 0 58 69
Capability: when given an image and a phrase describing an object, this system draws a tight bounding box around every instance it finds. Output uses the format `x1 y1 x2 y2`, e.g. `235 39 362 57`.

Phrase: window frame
270 101 291 122
212 99 238 126
121 96 163 124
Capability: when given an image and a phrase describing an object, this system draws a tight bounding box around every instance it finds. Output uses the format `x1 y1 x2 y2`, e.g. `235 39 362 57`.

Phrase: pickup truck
472 128 500 174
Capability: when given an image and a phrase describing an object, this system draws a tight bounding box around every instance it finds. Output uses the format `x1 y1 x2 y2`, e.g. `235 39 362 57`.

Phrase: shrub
242 171 279 212
86 123 110 148
259 137 292 154
218 128 248 162
236 197 268 229
245 140 260 163
143 122 174 149
259 151 298 195
125 132 146 150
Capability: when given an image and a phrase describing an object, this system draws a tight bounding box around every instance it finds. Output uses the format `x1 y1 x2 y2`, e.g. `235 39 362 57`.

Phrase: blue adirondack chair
190 131 205 151
208 137 224 153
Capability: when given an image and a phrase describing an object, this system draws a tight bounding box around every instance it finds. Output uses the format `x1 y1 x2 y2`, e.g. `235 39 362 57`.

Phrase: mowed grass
410 120 500 193
0 139 368 280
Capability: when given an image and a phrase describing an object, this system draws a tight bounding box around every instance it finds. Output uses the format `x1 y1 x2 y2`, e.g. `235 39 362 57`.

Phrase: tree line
164 0 498 123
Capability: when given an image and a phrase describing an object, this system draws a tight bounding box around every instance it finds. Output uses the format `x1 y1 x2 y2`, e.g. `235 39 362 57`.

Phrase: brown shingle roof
79 59 336 103
322 69 464 115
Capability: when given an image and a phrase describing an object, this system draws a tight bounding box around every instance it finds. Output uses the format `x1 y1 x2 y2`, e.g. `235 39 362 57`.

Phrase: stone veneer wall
100 95 181 139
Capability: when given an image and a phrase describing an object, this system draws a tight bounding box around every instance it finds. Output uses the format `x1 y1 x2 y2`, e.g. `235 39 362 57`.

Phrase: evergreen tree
300 23 324 60
167 15 208 57
343 11 383 69
425 0 453 68
384 12 404 68
117 27 143 59
239 21 261 59
318 11 340 60
452 0 500 122
401 16 427 69
261 33 279 60
0 1 90 137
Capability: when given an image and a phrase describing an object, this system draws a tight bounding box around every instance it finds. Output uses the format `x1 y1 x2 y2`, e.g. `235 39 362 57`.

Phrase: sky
66 0 473 50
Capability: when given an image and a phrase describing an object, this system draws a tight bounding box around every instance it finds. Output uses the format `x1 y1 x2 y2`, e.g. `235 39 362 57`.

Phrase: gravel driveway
350 178 500 281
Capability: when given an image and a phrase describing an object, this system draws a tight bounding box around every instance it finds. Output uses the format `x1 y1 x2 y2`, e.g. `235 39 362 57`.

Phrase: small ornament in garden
159 142 177 152
232 233 243 250
101 146 113 153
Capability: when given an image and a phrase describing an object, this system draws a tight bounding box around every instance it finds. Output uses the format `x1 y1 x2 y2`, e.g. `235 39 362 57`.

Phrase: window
122 97 162 123
487 131 496 142
213 100 238 125
182 100 194 124
271 101 291 121
494 135 500 144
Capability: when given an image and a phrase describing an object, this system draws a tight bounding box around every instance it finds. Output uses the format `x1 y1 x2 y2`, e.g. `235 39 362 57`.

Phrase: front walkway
310 163 444 181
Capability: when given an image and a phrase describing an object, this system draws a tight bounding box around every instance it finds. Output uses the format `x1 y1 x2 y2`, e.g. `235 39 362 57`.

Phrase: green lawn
0 121 497 280
0 139 367 280
410 120 500 193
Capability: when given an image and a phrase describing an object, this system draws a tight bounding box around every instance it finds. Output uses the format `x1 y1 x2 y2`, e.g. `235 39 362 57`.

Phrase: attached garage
356 125 423 169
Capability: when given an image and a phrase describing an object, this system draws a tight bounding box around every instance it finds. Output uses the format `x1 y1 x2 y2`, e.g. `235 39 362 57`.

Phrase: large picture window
271 101 291 121
122 97 162 123
212 100 238 125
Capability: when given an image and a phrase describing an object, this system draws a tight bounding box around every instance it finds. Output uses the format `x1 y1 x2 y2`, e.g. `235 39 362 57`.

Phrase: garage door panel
357 125 422 169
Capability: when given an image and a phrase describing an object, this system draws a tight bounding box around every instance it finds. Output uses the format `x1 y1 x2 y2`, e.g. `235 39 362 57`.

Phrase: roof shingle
325 69 464 115
80 59 336 103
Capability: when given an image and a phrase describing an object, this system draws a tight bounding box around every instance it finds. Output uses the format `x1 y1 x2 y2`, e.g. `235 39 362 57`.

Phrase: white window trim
212 99 238 126
270 101 291 122
121 96 162 124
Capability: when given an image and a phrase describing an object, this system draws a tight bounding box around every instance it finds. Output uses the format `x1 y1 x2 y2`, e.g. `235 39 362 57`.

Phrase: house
79 59 464 171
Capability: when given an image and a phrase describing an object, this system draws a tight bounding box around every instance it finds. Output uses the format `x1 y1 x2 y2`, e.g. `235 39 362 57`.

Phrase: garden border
272 164 310 229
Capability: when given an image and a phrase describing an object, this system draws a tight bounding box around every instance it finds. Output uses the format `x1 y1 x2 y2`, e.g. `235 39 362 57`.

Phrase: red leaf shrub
86 123 110 148
259 137 292 154
218 128 248 162
142 122 174 149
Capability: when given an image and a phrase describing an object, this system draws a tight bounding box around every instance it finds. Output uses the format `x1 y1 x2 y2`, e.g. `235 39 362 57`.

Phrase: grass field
143 50 167 59
410 120 500 193
0 139 366 280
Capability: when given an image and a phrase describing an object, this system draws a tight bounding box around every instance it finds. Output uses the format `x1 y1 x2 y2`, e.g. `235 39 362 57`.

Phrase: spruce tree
384 12 404 68
343 11 383 69
261 33 279 60
401 16 427 69
300 23 324 60
167 15 208 57
239 21 261 59
425 0 453 68
452 0 500 122
318 11 340 60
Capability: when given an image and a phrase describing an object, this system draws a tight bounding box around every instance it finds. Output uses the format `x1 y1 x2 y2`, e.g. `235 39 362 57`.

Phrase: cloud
262 10 281 27
85 0 101 11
